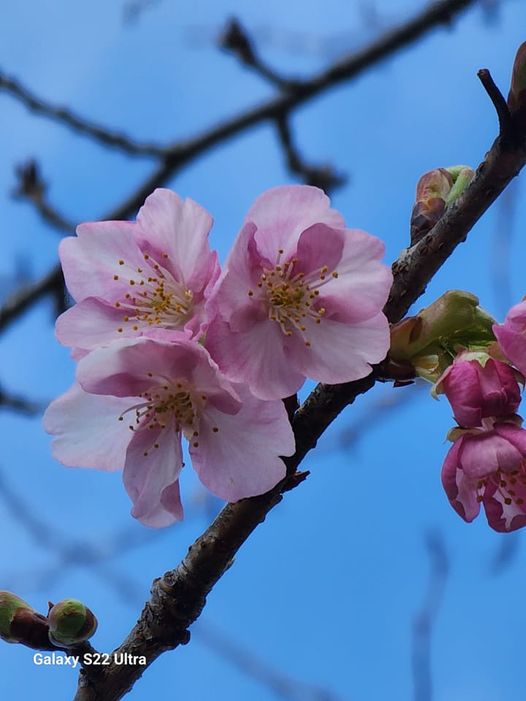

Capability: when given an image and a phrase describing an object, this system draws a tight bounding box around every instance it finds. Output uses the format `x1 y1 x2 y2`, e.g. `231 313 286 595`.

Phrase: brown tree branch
72 61 526 700
0 73 167 157
0 0 480 335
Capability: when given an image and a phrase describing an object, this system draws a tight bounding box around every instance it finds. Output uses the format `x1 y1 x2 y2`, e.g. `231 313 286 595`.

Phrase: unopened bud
0 591 51 649
389 290 495 383
410 168 452 244
48 599 97 647
411 166 474 244
508 42 526 113
444 165 475 206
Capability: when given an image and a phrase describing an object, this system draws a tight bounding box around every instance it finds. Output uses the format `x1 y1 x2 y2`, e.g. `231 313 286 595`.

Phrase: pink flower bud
442 419 526 532
435 351 521 427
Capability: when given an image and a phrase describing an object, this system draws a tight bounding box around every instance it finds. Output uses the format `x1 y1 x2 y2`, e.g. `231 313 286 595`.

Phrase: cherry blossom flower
206 185 392 399
442 419 526 532
56 188 220 353
434 351 521 427
44 337 295 527
494 299 526 377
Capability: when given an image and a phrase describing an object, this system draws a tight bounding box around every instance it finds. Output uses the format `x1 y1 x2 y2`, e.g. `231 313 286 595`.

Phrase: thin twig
219 18 303 91
411 532 449 701
0 73 167 157
477 68 513 138
275 116 346 192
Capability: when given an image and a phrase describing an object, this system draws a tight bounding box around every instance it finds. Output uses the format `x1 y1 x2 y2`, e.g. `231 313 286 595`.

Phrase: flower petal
295 223 344 275
315 229 392 323
43 384 134 471
247 185 345 261
460 431 523 477
56 297 142 350
123 422 184 527
136 188 215 290
288 312 390 384
205 316 305 400
60 221 144 302
190 384 294 501
441 439 481 522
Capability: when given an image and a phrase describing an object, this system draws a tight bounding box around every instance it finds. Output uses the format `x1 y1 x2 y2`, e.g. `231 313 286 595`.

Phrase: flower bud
47 599 97 647
410 168 453 243
444 165 475 206
508 42 526 114
410 166 474 243
0 591 51 649
389 291 495 383
434 350 522 427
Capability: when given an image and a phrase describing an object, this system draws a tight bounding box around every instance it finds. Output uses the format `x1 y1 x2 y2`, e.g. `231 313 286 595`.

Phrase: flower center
248 248 338 346
112 252 194 334
118 375 209 455
476 468 526 507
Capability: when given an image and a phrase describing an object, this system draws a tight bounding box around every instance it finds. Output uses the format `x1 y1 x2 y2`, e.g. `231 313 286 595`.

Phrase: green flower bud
0 591 51 649
508 42 526 113
389 290 496 383
0 591 33 642
444 165 475 205
47 599 97 647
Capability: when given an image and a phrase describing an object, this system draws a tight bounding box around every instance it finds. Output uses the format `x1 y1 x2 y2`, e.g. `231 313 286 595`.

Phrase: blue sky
1 1 526 700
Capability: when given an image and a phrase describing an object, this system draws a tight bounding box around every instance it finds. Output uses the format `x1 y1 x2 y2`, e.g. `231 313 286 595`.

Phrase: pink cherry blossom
494 299 526 376
44 336 295 527
206 185 392 400
435 351 521 427
441 420 526 532
56 188 220 353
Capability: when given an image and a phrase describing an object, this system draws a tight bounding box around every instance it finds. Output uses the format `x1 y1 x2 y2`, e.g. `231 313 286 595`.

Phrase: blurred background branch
0 0 481 337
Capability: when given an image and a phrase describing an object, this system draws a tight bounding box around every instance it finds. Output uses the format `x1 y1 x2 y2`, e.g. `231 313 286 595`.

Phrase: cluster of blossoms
435 301 526 532
45 186 392 527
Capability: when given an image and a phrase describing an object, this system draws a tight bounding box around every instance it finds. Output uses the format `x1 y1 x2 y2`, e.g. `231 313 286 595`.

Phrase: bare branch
0 72 166 157
0 264 63 333
0 0 480 335
477 68 513 138
73 58 526 699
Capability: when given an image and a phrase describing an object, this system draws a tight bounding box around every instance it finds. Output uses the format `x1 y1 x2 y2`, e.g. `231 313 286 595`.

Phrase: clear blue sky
1 1 526 699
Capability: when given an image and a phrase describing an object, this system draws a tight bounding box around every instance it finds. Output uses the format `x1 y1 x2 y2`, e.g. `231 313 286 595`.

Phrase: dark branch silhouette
0 385 45 416
0 73 166 156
